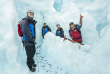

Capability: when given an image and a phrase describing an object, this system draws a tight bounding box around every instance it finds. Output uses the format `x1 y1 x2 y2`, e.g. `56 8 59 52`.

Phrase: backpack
18 19 29 37
18 19 24 37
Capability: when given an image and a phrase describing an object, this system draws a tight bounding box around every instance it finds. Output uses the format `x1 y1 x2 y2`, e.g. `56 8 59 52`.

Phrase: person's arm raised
79 14 83 26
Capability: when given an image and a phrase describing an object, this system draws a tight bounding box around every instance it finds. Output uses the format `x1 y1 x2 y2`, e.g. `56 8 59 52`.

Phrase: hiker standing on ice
42 23 51 38
19 10 37 72
56 24 64 38
69 14 83 44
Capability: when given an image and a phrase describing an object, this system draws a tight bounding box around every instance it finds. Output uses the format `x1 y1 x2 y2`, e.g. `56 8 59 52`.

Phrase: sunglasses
29 12 34 14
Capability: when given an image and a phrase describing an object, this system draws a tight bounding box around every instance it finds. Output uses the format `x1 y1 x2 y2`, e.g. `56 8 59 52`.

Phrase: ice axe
63 35 84 45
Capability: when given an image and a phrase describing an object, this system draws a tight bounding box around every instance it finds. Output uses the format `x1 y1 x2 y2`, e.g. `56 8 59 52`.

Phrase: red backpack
18 19 24 37
18 19 29 37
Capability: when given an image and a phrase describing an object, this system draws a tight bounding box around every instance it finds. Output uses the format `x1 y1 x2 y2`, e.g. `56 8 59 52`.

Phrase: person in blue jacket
42 23 51 38
20 10 37 72
56 24 64 38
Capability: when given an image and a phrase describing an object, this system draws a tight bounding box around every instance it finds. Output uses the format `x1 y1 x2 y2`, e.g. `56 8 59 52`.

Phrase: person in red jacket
69 14 83 44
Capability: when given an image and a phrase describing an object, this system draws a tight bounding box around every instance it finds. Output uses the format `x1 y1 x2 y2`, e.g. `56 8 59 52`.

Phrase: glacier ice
0 0 110 74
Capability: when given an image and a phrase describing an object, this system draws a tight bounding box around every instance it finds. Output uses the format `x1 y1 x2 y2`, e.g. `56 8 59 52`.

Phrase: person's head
43 23 46 26
27 10 34 18
56 24 60 29
69 22 75 28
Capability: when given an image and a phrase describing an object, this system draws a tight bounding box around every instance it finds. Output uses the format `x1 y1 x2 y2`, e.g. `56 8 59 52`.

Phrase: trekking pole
63 37 84 45
68 39 84 45
21 37 24 50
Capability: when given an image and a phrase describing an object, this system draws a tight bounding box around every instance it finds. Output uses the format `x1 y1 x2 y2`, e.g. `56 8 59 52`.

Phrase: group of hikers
18 10 83 72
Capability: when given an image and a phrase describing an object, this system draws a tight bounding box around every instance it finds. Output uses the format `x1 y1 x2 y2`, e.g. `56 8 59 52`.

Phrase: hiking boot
30 67 36 72
32 63 37 67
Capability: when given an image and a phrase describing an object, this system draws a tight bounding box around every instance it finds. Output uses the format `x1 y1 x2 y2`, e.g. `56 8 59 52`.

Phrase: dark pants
25 45 36 70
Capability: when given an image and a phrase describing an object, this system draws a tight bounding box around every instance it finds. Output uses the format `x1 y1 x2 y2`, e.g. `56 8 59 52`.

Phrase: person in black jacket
56 24 64 38
20 10 37 72
42 23 51 38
